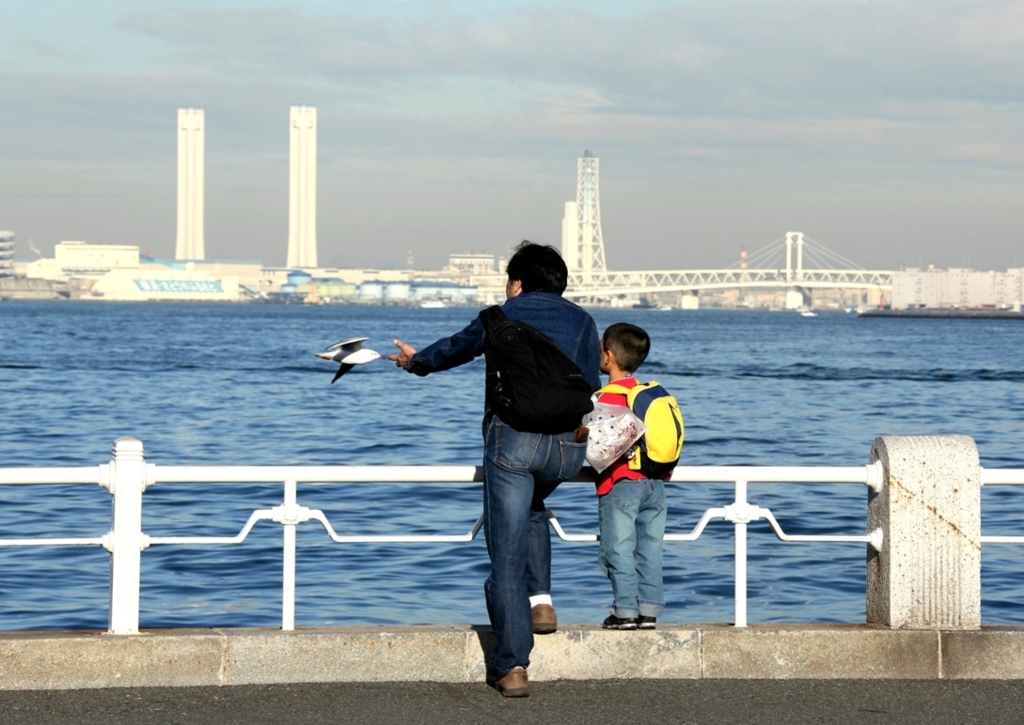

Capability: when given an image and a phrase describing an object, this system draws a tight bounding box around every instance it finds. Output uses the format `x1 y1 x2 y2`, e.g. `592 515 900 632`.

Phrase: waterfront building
23 241 248 301
410 281 478 305
0 231 70 299
357 281 384 302
444 253 496 276
0 231 13 277
26 241 139 282
310 278 358 302
273 272 477 305
57 240 138 275
287 106 318 269
892 267 1024 310
276 270 356 304
176 108 205 261
89 264 239 302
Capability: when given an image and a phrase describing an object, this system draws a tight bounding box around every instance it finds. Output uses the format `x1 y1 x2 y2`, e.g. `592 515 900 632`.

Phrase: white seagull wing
317 337 369 360
327 337 367 353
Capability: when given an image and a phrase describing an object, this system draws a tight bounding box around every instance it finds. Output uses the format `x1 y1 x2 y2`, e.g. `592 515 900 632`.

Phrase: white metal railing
0 438 886 633
547 465 885 628
978 468 1024 544
2 438 1022 634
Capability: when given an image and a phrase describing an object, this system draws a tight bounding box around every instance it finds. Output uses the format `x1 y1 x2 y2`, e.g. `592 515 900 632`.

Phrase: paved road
3 680 1024 725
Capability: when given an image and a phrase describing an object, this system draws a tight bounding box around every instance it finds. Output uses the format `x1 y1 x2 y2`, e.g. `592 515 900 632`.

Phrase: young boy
595 322 681 630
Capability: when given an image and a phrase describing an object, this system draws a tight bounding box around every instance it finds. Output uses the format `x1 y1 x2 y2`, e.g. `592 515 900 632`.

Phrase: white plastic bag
582 401 646 473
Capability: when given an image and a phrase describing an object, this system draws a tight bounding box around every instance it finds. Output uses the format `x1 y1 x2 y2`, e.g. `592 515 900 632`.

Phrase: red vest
594 376 649 497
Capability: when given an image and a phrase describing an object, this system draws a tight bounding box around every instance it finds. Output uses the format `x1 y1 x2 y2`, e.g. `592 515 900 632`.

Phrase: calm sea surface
1 301 1023 631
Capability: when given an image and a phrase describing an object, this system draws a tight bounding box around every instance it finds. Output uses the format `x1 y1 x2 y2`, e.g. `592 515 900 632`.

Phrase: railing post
282 479 297 631
867 435 981 629
734 479 748 628
108 437 147 635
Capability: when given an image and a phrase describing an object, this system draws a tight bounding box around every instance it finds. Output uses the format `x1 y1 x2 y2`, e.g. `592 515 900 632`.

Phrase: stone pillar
867 436 981 629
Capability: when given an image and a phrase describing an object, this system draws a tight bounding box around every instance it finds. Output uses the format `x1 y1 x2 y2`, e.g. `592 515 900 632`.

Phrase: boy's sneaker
638 616 657 630
602 614 638 630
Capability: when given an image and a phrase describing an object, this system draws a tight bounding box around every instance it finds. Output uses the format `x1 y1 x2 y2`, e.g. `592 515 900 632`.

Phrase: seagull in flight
315 337 382 383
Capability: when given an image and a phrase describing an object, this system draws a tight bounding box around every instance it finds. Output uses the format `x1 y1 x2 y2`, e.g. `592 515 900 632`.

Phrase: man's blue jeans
598 478 667 619
482 416 587 676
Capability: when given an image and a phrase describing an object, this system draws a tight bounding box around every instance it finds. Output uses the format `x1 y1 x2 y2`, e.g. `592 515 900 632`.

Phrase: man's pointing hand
389 339 417 369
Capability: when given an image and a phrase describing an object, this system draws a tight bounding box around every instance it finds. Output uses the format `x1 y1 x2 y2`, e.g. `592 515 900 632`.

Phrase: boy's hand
389 339 417 369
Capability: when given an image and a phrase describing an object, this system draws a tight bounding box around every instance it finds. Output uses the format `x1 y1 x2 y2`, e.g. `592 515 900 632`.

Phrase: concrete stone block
0 630 224 690
868 435 981 629
941 629 1024 679
702 626 940 679
221 627 476 684
530 627 701 680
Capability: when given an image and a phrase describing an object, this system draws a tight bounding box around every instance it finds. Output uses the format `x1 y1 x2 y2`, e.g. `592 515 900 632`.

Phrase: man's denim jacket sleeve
407 316 486 376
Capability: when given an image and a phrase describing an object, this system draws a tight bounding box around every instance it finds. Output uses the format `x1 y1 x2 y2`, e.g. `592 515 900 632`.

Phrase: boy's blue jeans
482 416 587 676
598 478 667 619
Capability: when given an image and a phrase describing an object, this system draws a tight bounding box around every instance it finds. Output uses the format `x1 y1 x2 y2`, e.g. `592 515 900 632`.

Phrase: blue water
1 302 1023 631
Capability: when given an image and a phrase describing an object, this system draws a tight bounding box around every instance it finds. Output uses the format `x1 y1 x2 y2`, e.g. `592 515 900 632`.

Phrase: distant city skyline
1 1 1022 272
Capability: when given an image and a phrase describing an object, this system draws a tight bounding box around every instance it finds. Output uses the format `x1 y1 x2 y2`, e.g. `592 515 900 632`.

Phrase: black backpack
480 305 595 434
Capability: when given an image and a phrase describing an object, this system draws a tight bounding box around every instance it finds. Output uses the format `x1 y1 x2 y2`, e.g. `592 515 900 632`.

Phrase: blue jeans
482 416 587 676
598 478 667 619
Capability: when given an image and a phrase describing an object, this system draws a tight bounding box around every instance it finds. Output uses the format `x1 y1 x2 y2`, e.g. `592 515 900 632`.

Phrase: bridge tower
784 231 809 309
785 231 805 282
572 151 607 282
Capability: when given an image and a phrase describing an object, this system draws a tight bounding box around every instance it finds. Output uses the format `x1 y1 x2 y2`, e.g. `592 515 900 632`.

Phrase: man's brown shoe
495 666 529 697
531 604 557 634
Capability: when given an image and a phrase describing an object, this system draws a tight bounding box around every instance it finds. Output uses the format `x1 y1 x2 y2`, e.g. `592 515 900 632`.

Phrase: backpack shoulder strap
479 305 507 332
631 380 673 398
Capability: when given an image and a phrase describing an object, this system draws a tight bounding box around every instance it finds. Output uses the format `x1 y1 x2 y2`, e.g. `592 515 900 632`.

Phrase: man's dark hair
602 322 650 373
505 241 568 294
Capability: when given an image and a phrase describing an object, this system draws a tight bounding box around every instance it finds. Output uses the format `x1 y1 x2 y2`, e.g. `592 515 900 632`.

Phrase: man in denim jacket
390 242 600 697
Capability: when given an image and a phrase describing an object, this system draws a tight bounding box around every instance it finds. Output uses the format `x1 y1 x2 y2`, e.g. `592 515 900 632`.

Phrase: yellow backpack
597 380 684 477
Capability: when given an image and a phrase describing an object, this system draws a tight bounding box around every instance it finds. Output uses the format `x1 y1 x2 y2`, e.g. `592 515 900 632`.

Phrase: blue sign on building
133 279 225 294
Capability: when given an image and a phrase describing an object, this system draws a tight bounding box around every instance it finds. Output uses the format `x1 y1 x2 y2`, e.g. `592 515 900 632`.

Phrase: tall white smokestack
176 108 205 261
287 106 318 268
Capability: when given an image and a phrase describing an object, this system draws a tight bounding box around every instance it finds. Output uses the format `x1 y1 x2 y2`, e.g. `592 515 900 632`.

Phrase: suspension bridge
564 231 894 307
555 152 894 308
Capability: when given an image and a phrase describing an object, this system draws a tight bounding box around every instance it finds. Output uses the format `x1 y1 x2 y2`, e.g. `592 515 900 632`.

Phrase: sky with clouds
1 0 1022 271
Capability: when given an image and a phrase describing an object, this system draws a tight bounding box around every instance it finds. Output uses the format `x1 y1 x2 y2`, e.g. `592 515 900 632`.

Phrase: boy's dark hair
505 241 568 294
602 322 650 373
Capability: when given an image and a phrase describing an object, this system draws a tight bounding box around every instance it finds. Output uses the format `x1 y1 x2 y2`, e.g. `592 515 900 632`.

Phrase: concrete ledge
702 625 939 679
223 628 480 685
530 627 701 680
2 625 1023 690
942 628 1024 679
0 629 225 690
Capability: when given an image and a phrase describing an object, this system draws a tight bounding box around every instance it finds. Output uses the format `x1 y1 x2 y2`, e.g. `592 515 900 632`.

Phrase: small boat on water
797 307 817 318
420 299 446 309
